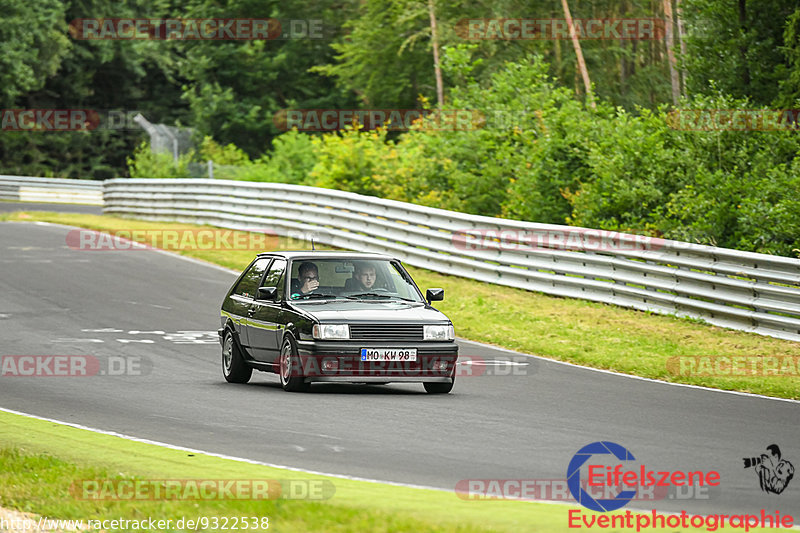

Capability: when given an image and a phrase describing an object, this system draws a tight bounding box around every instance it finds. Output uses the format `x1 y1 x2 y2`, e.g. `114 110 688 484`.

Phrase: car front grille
349 324 424 341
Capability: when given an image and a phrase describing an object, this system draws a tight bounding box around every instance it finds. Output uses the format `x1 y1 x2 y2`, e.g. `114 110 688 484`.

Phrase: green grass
0 410 567 532
2 210 800 400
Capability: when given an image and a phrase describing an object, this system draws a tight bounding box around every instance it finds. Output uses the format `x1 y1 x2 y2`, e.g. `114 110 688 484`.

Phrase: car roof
256 250 396 261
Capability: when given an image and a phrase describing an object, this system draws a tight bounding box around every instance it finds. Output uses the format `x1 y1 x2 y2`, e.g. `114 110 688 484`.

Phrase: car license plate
360 348 417 362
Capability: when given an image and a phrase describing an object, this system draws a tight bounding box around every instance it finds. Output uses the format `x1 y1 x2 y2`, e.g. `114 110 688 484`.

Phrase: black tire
222 331 252 384
423 376 454 394
279 337 310 392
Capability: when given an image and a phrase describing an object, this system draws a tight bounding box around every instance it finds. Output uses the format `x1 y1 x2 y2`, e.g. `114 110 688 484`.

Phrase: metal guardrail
103 178 800 342
0 175 103 205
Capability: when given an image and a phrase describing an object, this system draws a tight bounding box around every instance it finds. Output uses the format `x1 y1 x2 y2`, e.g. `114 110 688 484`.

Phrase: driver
351 262 377 291
296 262 319 294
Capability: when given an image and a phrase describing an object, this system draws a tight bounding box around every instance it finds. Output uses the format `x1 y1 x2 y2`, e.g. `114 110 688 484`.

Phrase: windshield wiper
345 293 420 303
346 292 392 299
294 293 339 300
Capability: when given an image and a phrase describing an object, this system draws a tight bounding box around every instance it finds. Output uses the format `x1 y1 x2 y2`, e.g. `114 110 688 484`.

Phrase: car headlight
313 324 350 340
424 324 455 341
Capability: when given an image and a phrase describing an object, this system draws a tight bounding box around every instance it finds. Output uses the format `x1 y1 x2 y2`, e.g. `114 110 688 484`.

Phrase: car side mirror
257 286 278 300
426 288 444 304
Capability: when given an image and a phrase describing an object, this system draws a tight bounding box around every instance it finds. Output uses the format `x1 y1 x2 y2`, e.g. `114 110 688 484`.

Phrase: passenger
350 262 378 291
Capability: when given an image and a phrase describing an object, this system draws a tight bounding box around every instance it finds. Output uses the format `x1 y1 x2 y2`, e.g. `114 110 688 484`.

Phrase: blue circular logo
567 441 637 512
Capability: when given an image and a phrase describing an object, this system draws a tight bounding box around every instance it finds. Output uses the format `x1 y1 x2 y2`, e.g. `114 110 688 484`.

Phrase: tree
663 0 681 104
313 0 439 109
777 6 800 106
0 0 69 107
681 0 795 105
428 0 444 109
561 0 595 108
0 0 184 178
176 0 359 156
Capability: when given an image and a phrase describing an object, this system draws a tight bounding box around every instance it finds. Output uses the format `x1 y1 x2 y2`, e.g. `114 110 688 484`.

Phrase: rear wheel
423 376 454 394
279 337 310 392
222 331 252 384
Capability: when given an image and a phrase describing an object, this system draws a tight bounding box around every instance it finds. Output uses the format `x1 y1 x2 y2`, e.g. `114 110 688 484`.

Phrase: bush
126 142 193 179
246 130 317 184
125 52 800 258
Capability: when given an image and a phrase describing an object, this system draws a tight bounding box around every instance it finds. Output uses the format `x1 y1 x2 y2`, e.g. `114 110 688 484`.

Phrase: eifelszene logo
567 441 721 512
743 444 794 495
567 441 638 511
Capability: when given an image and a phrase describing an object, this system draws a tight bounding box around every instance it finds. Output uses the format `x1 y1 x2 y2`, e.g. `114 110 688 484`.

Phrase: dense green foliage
2 0 799 255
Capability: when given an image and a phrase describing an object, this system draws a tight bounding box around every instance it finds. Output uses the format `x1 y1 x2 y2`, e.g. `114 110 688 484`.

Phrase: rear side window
233 258 272 298
261 259 287 299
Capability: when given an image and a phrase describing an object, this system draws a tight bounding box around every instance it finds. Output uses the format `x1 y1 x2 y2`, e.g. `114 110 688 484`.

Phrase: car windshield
288 258 425 303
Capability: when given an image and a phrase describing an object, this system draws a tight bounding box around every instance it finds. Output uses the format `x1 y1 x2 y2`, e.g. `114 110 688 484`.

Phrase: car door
227 257 272 356
247 258 287 363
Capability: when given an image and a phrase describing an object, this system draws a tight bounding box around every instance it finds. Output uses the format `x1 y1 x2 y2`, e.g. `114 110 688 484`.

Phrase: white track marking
457 339 800 404
6 406 790 522
0 406 454 493
15 221 800 405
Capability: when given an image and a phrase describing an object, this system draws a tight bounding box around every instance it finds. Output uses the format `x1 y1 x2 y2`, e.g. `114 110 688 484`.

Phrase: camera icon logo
743 444 794 495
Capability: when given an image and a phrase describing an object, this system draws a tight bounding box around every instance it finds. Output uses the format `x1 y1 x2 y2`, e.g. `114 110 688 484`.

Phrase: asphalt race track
1 220 797 517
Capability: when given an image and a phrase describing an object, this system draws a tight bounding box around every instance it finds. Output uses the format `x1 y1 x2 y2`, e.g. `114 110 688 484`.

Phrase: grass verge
1 410 794 533
0 409 566 532
1 210 799 400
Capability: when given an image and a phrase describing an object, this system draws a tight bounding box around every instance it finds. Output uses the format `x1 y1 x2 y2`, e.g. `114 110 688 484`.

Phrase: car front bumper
294 339 458 383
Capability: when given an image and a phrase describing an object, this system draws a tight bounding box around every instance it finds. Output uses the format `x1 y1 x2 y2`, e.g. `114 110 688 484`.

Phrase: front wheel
279 337 310 392
222 331 252 384
423 376 454 394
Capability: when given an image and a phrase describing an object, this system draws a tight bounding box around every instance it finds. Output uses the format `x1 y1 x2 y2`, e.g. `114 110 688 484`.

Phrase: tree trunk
428 0 444 111
738 0 750 90
663 0 680 104
676 0 688 98
619 0 628 96
554 13 563 79
561 0 595 109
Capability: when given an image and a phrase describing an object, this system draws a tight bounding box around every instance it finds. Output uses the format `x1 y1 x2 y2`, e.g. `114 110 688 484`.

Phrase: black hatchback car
219 251 459 393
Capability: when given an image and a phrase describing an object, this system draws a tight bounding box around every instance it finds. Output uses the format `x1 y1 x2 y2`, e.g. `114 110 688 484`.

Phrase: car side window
260 259 287 299
233 258 271 299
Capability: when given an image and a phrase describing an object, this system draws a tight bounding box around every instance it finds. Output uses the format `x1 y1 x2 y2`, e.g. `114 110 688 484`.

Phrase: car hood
292 300 450 323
